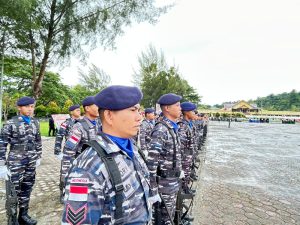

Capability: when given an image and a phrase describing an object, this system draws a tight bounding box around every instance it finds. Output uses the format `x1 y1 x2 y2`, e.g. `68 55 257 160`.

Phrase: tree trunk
32 0 57 99
29 29 36 91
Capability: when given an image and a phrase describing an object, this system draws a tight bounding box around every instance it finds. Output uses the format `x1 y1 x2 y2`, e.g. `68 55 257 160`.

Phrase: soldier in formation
54 104 81 158
0 97 42 225
61 85 156 224
59 96 101 202
54 104 81 203
139 107 156 158
147 93 183 225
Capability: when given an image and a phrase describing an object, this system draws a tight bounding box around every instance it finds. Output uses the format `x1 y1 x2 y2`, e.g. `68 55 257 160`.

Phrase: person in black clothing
49 116 56 136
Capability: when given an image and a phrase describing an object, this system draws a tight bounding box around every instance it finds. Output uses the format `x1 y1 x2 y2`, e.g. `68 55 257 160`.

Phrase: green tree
78 64 111 94
136 46 201 107
62 99 74 114
0 0 171 98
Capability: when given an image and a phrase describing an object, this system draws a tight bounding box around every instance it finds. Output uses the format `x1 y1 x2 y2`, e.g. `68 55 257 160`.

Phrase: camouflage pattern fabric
61 132 152 225
0 116 42 208
139 119 154 158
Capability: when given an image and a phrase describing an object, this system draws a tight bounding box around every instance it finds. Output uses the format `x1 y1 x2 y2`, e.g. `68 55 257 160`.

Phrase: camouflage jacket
54 117 77 155
139 119 154 157
0 116 42 162
61 117 101 178
61 132 152 225
178 119 196 157
147 116 182 195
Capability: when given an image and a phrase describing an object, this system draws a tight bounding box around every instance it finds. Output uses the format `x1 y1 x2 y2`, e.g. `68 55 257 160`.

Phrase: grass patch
40 121 50 137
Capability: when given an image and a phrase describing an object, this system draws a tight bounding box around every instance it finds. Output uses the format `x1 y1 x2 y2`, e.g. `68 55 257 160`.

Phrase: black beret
82 96 96 107
69 104 80 111
144 108 155 114
157 93 182 105
181 102 196 111
94 85 143 110
17 97 35 106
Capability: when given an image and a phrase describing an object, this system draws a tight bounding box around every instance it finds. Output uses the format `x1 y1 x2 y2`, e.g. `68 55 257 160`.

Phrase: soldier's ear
103 110 113 126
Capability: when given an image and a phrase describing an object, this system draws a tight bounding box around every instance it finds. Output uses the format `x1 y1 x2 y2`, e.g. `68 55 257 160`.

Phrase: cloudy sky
52 0 300 105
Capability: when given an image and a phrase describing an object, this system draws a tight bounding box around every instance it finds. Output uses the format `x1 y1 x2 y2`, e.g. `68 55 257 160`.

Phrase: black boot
18 207 37 225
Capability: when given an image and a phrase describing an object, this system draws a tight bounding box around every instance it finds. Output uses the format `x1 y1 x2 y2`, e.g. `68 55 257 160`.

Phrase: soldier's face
167 102 181 120
147 112 155 120
71 108 81 118
104 104 142 138
186 111 195 120
85 104 99 118
18 104 35 116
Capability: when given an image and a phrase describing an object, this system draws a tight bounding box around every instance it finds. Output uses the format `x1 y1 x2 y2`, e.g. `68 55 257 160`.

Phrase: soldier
54 104 81 158
178 102 197 195
61 85 155 224
139 108 155 157
147 93 183 225
0 96 42 225
59 96 101 202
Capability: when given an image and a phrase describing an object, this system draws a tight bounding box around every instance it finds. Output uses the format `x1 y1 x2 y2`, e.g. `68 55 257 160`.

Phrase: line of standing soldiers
0 87 208 225
138 94 208 225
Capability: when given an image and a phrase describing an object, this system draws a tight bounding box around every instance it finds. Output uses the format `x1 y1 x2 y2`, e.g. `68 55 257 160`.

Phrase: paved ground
194 122 300 225
0 122 299 225
0 137 63 225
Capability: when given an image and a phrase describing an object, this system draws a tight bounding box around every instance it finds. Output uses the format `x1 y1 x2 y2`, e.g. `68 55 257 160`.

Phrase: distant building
223 100 260 113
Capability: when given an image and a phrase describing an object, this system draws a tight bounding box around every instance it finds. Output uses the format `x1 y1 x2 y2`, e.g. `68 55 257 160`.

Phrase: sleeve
146 127 164 197
0 123 12 162
35 120 42 159
61 126 83 179
178 124 188 152
139 123 147 151
54 120 68 154
61 168 104 225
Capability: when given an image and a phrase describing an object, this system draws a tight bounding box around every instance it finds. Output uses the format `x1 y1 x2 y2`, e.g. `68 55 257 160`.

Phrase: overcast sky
51 0 300 105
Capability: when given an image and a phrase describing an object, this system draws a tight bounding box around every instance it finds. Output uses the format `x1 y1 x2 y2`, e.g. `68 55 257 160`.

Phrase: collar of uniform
162 116 178 131
95 132 137 159
82 116 95 127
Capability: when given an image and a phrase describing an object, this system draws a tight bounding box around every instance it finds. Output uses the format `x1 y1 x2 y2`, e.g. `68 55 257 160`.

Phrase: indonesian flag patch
70 134 80 144
66 203 87 225
69 185 88 201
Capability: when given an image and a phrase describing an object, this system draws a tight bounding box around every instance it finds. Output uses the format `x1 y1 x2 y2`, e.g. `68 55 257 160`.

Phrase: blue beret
157 93 182 105
145 108 155 114
17 97 35 106
181 102 196 111
69 104 80 111
94 85 143 110
82 96 96 107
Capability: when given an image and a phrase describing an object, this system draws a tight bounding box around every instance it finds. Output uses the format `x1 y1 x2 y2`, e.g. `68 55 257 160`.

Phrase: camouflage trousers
7 155 37 208
182 155 193 190
153 192 177 225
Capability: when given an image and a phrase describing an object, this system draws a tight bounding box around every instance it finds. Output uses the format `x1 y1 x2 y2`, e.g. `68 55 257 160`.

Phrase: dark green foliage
0 0 171 98
252 89 300 111
134 45 201 108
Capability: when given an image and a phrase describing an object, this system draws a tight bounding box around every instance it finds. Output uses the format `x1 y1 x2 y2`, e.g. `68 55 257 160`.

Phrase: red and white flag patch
70 135 80 145
69 185 88 202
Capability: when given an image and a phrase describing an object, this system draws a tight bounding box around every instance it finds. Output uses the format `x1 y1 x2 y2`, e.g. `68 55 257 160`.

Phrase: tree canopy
251 90 300 111
0 0 170 98
133 45 201 108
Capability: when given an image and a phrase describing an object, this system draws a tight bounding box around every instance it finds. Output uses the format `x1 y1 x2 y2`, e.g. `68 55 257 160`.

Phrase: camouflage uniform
61 132 152 225
177 119 195 191
60 116 101 182
0 116 42 208
193 119 203 151
139 119 154 157
54 117 77 155
147 116 182 225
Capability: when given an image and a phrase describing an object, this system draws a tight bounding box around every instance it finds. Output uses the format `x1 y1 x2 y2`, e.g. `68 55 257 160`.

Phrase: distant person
48 116 56 136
